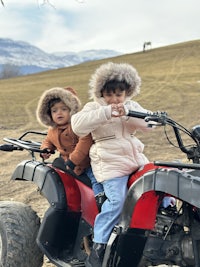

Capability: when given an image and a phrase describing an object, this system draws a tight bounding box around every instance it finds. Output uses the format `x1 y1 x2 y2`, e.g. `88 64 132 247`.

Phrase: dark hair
47 98 62 116
101 80 131 96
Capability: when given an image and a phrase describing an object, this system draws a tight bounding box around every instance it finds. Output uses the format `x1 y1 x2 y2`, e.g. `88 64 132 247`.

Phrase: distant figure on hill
143 41 152 52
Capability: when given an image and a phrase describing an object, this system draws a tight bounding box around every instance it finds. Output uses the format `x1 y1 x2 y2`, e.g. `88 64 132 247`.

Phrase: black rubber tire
0 201 43 267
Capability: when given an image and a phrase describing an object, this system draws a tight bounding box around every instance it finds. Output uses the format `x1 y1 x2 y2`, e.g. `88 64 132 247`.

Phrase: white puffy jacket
71 98 153 182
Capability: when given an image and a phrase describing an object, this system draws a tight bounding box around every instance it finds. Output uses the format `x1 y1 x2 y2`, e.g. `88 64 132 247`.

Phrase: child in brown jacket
36 86 105 207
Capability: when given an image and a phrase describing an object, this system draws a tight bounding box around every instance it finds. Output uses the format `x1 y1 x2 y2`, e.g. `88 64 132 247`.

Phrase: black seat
52 157 92 188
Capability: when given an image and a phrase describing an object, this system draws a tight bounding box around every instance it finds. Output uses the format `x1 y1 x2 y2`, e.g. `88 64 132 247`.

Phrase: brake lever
145 111 168 126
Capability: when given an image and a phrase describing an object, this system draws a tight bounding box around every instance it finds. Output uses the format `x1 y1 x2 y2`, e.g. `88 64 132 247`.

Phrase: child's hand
111 103 127 117
65 160 83 176
40 148 52 160
40 152 51 159
65 159 76 171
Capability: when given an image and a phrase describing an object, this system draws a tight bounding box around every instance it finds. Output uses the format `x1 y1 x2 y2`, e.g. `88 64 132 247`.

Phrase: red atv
1 110 200 267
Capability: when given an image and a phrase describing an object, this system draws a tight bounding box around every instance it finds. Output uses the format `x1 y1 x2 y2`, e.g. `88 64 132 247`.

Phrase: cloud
0 0 199 53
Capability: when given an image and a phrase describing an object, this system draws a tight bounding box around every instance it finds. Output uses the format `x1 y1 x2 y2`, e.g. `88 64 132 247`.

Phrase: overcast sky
0 0 199 54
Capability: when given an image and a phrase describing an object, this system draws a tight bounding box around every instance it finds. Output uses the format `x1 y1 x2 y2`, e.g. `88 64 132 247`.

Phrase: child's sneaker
95 192 107 212
162 196 176 208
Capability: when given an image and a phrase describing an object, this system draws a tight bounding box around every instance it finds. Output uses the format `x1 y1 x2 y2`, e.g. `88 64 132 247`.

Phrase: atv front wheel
0 201 43 267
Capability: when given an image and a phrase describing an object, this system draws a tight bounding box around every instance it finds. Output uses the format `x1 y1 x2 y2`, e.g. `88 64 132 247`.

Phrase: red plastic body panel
53 167 98 226
128 163 159 186
128 163 160 229
129 191 160 229
53 168 81 212
76 179 99 226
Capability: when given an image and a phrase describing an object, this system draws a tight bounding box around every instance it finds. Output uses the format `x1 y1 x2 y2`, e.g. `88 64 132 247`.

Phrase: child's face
102 88 126 105
51 101 70 126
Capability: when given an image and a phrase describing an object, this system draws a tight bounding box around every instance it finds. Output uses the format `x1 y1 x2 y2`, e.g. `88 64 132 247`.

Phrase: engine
138 206 195 266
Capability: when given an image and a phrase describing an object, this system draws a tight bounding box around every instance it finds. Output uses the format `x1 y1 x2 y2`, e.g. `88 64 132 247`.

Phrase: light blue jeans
85 167 104 196
93 175 129 244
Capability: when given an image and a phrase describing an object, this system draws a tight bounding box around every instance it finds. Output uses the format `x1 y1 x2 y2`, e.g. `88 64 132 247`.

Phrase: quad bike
1 111 200 267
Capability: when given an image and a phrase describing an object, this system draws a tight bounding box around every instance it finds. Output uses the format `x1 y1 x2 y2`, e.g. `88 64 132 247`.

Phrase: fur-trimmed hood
89 62 141 101
36 87 81 127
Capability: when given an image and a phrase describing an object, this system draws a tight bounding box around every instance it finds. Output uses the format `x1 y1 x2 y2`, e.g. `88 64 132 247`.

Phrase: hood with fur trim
89 62 141 101
36 87 81 127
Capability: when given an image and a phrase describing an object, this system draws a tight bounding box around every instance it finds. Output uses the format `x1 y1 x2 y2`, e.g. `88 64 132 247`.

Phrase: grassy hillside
0 39 200 163
1 40 199 267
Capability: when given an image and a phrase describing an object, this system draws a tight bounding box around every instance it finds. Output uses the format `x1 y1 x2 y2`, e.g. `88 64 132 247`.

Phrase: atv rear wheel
0 201 43 267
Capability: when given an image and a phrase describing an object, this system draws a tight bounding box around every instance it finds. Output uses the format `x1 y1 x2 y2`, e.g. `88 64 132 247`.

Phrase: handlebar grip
127 110 148 119
0 144 23 151
41 148 55 154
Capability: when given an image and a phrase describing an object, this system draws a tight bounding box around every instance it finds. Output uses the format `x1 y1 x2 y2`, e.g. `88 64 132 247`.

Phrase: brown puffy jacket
41 123 93 176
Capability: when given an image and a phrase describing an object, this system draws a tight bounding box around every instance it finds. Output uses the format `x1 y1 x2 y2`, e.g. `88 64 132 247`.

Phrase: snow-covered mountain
0 38 122 75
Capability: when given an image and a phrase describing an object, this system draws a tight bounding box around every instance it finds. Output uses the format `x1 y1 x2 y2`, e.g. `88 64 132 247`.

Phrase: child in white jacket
71 62 154 267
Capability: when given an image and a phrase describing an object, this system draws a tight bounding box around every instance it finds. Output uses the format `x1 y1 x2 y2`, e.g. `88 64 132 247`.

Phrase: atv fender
11 159 82 266
11 160 66 206
104 167 200 267
120 166 200 230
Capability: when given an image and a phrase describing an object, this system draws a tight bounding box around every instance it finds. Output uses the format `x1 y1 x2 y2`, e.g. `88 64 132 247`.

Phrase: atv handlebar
0 131 54 155
127 110 200 164
1 112 200 164
127 110 168 125
1 138 50 154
